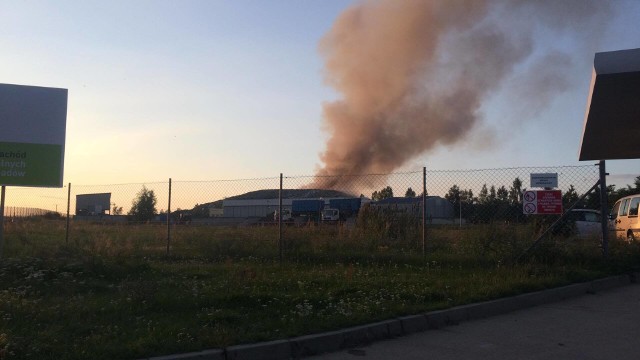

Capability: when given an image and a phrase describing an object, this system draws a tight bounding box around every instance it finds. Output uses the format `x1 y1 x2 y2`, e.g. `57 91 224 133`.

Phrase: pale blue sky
1 0 639 189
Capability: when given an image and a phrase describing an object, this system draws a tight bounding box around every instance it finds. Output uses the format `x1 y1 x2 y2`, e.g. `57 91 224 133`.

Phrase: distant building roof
227 189 354 200
372 196 439 205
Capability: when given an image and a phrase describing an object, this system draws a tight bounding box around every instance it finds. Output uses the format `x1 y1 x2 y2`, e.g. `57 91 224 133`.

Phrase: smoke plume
312 0 611 189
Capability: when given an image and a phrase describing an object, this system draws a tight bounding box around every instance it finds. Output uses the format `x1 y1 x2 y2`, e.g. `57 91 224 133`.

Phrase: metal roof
579 48 640 161
227 189 355 200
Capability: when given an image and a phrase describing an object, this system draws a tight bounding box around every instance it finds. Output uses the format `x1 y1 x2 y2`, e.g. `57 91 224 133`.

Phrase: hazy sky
2 0 639 188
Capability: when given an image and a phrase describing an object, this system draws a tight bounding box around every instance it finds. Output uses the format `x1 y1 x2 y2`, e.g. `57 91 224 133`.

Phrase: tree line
442 177 526 223
123 176 640 223
370 175 640 223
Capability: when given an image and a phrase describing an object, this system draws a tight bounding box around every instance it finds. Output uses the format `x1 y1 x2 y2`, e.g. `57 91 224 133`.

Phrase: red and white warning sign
522 190 563 215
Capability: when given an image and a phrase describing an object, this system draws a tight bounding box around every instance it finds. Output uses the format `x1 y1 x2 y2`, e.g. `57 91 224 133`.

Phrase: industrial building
222 189 353 218
221 189 453 222
76 193 111 215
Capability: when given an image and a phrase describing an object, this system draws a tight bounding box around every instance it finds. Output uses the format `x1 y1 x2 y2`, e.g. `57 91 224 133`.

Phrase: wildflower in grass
293 300 314 317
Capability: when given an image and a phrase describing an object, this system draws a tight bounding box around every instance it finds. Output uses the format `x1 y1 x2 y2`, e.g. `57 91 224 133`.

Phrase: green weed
0 219 638 359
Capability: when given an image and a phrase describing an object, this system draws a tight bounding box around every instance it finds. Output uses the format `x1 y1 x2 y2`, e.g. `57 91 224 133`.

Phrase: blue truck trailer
322 198 362 221
290 199 325 222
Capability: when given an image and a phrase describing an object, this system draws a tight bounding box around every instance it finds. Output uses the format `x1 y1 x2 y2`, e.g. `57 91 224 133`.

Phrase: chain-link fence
1 164 605 260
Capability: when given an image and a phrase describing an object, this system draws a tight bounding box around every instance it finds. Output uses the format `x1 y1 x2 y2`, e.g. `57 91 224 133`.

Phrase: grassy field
1 218 639 359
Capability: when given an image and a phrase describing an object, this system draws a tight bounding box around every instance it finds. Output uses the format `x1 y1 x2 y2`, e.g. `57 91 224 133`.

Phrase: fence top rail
426 164 599 174
172 176 281 183
5 165 600 188
71 181 169 187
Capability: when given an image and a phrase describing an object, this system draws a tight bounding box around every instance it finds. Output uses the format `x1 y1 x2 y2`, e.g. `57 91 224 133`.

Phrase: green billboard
0 142 64 187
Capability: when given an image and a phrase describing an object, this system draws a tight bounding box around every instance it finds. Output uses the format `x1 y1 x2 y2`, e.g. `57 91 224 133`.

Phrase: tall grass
0 218 638 359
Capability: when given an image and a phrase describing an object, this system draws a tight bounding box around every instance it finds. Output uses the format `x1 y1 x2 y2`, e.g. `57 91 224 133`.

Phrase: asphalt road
310 283 640 360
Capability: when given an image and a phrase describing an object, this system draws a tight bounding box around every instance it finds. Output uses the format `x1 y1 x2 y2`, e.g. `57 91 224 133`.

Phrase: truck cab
274 208 292 222
322 208 340 222
321 197 362 222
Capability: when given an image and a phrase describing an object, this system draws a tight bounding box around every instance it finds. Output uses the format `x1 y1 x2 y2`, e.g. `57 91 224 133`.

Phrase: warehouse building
221 189 453 221
222 189 353 218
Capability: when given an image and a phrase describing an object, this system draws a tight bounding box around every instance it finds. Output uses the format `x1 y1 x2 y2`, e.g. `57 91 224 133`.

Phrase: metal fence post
599 161 609 258
66 183 71 244
0 185 6 259
422 166 427 258
167 178 172 256
278 173 283 263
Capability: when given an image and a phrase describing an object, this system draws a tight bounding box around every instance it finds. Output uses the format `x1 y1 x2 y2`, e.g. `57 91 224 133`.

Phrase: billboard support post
0 186 5 259
422 166 427 259
279 173 283 263
167 178 172 256
66 183 71 244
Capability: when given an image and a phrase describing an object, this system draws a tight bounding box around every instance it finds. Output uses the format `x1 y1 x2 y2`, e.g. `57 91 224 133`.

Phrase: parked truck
273 208 292 222
292 199 325 219
274 200 326 223
322 198 362 222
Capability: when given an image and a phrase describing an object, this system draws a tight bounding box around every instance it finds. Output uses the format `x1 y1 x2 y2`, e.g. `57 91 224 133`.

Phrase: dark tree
405 187 416 197
612 175 640 202
496 186 509 202
584 184 616 210
112 204 123 215
489 185 497 202
372 186 394 201
478 184 489 204
461 189 474 204
445 185 461 204
562 185 579 208
128 186 158 222
446 185 475 220
509 177 524 206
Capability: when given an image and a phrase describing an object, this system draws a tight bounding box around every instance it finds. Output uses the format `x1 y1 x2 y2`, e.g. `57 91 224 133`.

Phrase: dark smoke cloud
508 51 574 120
311 0 613 189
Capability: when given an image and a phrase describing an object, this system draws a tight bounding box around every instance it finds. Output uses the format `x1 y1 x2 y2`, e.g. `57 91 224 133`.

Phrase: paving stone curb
144 273 637 360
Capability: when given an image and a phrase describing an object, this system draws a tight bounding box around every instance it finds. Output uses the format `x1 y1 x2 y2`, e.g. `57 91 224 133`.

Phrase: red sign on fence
522 190 563 215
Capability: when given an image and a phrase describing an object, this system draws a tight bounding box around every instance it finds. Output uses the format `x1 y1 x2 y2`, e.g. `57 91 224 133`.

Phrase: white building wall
222 198 352 218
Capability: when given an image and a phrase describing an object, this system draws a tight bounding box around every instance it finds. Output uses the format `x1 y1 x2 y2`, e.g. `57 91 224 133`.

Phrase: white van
609 194 640 242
